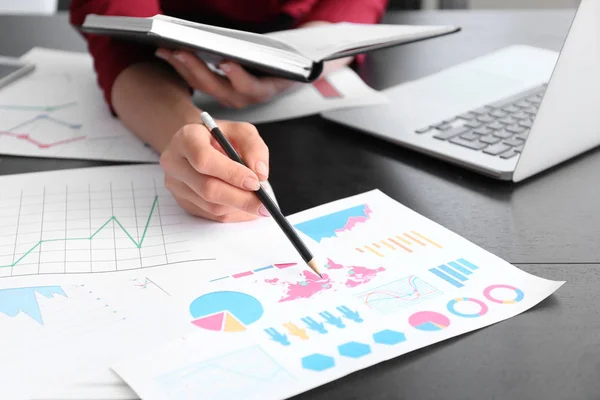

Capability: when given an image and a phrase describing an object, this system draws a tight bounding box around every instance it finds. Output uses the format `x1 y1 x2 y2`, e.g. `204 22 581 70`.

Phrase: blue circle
447 297 488 318
484 284 525 304
189 291 263 325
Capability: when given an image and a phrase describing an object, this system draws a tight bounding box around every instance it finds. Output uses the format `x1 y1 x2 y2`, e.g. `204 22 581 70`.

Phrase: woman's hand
159 120 270 222
155 48 296 109
154 22 354 110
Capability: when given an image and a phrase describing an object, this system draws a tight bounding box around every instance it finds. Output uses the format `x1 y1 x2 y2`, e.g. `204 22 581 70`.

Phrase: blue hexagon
338 341 372 358
373 329 406 345
301 353 335 371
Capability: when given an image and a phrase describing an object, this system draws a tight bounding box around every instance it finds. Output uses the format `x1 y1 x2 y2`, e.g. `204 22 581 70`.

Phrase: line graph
1 196 158 271
155 346 293 398
0 113 86 149
0 175 212 278
0 49 159 162
8 113 82 131
355 275 443 314
131 277 171 296
0 101 77 112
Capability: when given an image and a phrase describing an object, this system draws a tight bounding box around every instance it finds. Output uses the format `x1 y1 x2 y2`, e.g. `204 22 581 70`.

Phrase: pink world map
265 259 385 302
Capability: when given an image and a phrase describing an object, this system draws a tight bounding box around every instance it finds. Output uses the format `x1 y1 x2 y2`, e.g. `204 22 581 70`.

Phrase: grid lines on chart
354 275 443 314
0 179 204 278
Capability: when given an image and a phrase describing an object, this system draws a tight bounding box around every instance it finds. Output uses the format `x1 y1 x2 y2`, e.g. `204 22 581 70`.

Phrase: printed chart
355 231 442 257
0 286 66 324
209 262 298 283
355 276 443 314
429 258 480 288
0 48 158 162
0 177 209 278
294 204 372 243
265 305 364 346
154 346 294 399
408 311 451 332
265 259 386 302
190 291 264 332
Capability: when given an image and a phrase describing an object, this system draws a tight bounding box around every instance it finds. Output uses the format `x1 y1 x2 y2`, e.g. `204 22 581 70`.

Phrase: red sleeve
284 0 388 25
69 0 163 111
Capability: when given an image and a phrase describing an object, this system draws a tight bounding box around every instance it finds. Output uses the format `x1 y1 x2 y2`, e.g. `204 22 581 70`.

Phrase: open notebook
78 14 460 82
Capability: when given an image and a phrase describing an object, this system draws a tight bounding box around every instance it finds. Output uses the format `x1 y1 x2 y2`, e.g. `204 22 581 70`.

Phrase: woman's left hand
155 21 354 109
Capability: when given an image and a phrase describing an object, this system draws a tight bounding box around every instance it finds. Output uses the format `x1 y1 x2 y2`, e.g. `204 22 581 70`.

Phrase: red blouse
70 0 389 108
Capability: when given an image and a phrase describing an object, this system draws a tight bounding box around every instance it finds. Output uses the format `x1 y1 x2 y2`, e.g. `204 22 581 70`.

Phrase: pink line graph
0 130 86 149
0 113 86 149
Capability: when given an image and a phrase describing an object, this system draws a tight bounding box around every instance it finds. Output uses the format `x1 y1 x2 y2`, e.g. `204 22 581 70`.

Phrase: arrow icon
337 305 363 323
320 311 346 329
301 316 328 334
283 322 310 340
264 327 290 346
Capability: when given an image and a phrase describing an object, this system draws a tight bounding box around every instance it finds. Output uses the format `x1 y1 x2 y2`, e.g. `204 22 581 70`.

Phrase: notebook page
153 15 302 55
267 22 458 61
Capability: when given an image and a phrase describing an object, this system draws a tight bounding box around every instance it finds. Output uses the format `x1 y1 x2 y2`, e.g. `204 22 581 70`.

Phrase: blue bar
448 261 473 275
429 268 464 288
209 276 229 282
439 264 468 281
457 258 479 270
254 265 274 272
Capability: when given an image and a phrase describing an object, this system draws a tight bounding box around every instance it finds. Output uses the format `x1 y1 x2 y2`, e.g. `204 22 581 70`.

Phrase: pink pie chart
409 311 451 332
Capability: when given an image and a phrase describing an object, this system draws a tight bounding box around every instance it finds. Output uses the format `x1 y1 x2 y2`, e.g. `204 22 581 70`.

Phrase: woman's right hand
159 120 271 222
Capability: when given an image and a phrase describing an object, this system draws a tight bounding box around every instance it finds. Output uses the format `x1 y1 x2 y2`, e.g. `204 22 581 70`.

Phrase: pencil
200 112 323 278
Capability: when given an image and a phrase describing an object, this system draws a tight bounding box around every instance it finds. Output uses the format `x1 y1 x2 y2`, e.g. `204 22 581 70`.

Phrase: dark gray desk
1 10 598 400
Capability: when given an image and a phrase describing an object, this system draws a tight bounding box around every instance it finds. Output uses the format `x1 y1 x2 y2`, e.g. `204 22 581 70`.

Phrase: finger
220 122 270 181
221 62 296 102
167 158 268 217
220 62 276 102
176 196 259 223
173 124 261 190
156 50 199 87
169 51 250 107
164 174 244 217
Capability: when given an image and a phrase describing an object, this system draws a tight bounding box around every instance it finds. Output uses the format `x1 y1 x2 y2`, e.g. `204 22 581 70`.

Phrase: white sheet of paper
192 67 387 124
0 164 281 400
0 47 158 162
111 190 564 400
0 164 224 399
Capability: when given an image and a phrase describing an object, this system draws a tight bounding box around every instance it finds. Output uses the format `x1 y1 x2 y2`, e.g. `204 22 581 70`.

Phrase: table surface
1 9 599 400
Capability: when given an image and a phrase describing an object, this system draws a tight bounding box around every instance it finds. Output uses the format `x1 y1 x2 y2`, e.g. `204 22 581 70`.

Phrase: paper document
0 165 228 400
0 48 158 162
193 67 387 124
111 190 564 400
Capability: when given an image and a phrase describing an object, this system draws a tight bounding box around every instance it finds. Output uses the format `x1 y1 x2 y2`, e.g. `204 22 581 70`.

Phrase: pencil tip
307 258 323 277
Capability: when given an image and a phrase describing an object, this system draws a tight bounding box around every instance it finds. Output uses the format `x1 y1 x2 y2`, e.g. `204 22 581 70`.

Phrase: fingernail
255 161 268 178
155 49 168 60
258 205 270 217
243 177 260 191
220 63 232 72
173 52 186 63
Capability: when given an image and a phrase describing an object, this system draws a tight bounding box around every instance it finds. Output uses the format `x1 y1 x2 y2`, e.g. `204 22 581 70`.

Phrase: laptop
321 0 600 182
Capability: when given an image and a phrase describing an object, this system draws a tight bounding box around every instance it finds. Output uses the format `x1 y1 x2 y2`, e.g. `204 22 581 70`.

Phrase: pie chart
189 291 263 333
409 311 451 332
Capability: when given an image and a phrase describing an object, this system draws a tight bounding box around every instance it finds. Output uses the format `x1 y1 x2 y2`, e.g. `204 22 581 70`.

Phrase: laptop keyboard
414 84 547 159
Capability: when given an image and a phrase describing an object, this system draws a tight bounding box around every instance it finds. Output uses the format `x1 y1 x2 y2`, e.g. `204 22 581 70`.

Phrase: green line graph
1 196 158 270
0 101 77 112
